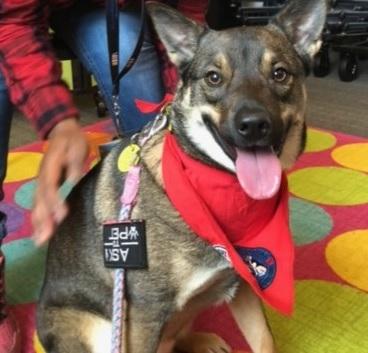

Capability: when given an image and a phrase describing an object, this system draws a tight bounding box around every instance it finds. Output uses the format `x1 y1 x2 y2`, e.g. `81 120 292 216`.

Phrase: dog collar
162 132 295 315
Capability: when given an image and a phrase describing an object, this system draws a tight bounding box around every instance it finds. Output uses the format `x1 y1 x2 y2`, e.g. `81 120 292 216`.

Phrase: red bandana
162 132 294 315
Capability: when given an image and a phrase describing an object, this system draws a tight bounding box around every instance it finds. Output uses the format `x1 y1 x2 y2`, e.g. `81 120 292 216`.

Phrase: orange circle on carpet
42 131 113 153
4 152 43 183
305 129 337 153
288 167 368 205
87 131 114 159
85 131 114 145
326 230 368 291
332 143 368 172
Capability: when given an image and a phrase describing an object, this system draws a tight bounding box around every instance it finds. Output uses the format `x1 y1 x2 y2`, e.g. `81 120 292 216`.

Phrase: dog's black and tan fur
37 1 328 352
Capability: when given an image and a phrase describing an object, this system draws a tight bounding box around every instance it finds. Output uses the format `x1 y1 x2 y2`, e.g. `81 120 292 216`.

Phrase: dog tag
103 220 147 269
118 144 140 172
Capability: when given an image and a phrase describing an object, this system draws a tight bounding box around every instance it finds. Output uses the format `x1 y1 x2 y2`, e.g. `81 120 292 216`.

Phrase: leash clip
139 113 168 146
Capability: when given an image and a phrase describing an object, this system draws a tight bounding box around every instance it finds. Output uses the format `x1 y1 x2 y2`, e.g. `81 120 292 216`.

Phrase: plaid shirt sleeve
0 0 79 139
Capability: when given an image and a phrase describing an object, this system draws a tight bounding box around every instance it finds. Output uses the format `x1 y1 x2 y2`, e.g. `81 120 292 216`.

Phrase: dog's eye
205 71 223 86
272 68 289 83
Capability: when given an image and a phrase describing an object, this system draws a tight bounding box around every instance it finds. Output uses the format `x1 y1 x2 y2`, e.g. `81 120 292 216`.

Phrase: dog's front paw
175 332 231 353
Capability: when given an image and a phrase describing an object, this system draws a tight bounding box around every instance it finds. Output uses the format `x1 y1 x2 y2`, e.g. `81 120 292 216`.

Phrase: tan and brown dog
37 1 328 352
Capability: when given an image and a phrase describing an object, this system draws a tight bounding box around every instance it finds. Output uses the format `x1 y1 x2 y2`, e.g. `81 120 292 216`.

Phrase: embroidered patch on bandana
236 247 276 290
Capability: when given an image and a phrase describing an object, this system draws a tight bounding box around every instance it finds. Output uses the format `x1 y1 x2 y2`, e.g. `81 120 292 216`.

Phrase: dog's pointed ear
270 0 329 63
146 2 204 70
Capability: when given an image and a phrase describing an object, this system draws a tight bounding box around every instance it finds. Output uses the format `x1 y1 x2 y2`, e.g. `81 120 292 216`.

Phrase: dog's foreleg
37 306 112 353
229 282 276 353
125 303 167 353
175 330 231 353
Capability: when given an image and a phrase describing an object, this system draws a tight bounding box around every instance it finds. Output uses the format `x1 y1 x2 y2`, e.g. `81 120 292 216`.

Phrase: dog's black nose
236 115 271 142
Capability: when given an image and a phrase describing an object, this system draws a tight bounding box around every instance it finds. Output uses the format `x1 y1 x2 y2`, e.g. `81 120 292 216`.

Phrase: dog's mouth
203 116 282 200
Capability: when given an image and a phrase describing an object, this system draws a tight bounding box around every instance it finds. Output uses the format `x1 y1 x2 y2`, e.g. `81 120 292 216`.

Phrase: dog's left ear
146 2 204 71
270 0 329 64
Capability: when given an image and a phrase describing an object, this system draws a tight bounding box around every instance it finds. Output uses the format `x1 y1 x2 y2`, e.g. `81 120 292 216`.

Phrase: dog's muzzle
235 111 271 146
202 110 284 201
232 105 282 150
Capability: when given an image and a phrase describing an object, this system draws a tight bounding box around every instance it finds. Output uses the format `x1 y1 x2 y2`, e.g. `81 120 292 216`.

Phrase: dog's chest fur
67 134 240 318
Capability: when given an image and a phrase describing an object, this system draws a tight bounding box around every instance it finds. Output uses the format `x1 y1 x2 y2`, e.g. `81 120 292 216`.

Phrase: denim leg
51 3 165 136
0 71 13 245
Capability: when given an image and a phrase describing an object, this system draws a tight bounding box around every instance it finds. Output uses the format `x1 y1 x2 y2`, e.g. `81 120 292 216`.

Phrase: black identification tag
103 220 147 269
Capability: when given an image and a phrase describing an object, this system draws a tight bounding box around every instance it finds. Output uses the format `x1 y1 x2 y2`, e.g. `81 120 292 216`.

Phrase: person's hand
32 118 89 246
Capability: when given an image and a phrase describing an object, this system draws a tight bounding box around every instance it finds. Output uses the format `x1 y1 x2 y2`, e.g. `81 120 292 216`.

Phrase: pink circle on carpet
0 203 25 233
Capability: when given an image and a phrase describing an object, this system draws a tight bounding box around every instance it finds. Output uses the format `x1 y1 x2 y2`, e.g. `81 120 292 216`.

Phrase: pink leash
110 111 169 353
111 166 141 353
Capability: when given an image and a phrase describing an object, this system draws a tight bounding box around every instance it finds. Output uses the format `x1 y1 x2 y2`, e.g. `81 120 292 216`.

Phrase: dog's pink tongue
235 148 282 200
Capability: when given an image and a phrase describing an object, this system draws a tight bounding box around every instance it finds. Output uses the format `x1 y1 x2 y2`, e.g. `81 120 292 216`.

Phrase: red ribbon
135 93 174 114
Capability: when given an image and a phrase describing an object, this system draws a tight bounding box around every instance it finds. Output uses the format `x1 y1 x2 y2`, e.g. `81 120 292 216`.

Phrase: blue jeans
0 3 165 241
0 74 12 244
50 2 164 134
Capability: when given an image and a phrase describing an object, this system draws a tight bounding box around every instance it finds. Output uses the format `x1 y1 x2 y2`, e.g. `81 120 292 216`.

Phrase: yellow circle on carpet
266 280 368 352
288 167 368 205
326 230 368 291
305 129 337 153
4 152 43 183
33 332 46 353
332 143 368 172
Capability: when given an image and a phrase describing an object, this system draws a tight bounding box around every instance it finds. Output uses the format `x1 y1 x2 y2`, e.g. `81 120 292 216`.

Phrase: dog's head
148 0 328 199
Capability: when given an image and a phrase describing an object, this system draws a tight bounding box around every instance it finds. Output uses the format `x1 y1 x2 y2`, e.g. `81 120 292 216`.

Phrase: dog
37 1 328 352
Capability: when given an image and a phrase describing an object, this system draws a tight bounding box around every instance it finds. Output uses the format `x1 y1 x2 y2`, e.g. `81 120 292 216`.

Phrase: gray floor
9 58 368 149
9 94 101 149
306 56 368 137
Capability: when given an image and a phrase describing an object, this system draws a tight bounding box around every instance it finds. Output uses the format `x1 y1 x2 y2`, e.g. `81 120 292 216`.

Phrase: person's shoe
0 251 21 353
0 312 21 353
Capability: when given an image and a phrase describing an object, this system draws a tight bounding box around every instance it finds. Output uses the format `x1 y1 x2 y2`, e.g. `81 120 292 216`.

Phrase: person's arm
0 1 79 137
0 1 89 244
32 118 88 245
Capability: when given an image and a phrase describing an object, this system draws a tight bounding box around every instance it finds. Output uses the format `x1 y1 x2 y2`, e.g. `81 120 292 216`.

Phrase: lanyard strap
106 0 146 134
105 2 146 351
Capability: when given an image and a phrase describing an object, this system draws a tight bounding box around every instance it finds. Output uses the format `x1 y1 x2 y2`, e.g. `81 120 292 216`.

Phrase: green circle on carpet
14 179 74 210
266 280 368 353
305 129 337 153
289 198 333 245
288 167 368 206
3 238 47 305
15 179 37 210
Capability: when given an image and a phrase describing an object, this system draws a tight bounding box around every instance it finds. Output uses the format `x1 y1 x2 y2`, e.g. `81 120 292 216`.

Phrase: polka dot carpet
2 123 368 352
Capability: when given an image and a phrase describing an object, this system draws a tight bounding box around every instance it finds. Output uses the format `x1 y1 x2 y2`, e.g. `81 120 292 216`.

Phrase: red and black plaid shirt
0 0 208 138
